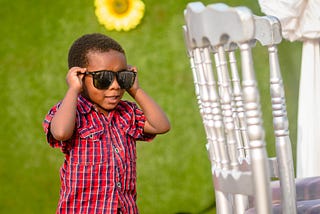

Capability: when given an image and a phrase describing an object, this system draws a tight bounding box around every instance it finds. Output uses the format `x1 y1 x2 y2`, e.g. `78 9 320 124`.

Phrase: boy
43 33 170 214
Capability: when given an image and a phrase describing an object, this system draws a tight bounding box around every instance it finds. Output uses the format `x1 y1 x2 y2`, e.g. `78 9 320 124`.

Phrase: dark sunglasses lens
93 71 114 89
117 71 136 89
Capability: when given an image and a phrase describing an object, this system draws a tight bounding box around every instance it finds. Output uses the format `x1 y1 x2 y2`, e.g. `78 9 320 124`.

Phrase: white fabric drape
258 0 320 178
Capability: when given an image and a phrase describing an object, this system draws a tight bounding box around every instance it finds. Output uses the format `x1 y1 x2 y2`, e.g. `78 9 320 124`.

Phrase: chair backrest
183 2 296 213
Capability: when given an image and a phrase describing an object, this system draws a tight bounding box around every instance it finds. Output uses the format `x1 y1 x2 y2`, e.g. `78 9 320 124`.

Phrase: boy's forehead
86 50 127 70
87 49 125 58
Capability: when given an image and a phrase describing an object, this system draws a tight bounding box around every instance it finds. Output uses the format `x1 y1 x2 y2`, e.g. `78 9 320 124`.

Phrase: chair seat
246 176 320 213
246 199 320 214
295 176 320 201
296 199 320 213
271 176 320 202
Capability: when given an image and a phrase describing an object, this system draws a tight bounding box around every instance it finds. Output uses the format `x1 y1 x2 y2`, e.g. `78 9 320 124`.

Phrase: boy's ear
127 65 137 72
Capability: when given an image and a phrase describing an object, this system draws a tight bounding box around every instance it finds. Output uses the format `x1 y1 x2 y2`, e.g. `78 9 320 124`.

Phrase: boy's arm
50 67 86 141
127 67 170 135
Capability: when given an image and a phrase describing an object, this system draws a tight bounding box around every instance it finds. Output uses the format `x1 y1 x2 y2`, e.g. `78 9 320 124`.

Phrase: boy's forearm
129 88 170 134
50 88 79 141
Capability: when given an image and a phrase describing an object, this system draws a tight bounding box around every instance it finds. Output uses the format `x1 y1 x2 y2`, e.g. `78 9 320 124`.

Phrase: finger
127 65 136 72
76 68 87 76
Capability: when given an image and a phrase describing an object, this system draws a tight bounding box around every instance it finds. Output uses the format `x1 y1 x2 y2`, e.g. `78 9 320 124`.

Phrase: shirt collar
77 95 95 114
77 94 122 115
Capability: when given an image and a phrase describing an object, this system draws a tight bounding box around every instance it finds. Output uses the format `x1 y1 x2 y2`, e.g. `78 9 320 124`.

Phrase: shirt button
115 148 119 153
117 182 121 188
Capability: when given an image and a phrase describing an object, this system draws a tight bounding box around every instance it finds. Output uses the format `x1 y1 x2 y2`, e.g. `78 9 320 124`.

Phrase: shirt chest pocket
72 126 108 165
79 127 103 140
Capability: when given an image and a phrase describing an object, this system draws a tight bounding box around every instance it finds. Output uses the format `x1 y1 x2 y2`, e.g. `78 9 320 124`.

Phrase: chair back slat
228 50 249 160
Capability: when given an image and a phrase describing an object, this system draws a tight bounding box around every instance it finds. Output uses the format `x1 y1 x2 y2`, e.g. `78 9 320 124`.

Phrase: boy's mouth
105 95 120 101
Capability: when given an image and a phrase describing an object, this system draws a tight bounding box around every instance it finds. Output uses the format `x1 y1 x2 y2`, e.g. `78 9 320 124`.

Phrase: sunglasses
83 70 136 90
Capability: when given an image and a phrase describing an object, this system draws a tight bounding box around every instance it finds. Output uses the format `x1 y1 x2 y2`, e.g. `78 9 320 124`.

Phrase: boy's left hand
127 65 140 97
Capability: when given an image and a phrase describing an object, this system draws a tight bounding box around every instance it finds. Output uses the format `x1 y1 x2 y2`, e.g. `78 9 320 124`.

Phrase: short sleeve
43 103 72 153
119 101 156 142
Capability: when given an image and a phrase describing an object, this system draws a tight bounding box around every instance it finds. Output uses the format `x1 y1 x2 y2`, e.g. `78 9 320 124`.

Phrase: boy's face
83 50 127 111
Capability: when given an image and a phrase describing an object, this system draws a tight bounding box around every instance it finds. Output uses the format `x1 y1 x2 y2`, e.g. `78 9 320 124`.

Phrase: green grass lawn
0 0 301 213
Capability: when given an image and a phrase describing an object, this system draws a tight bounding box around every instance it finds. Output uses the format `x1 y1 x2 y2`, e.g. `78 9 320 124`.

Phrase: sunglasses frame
83 69 136 90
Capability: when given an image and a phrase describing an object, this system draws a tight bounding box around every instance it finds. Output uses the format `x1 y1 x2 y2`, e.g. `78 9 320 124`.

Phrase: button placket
113 144 120 153
113 145 122 190
116 182 121 189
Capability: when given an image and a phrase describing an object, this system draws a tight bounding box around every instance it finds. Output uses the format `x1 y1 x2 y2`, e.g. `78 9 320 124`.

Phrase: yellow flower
94 0 145 31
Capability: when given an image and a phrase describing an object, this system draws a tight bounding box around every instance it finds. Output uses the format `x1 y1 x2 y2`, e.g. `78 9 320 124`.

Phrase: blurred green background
0 0 301 213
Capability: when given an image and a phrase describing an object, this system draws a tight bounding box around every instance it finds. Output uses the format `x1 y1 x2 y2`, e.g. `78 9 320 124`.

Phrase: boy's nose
108 77 120 89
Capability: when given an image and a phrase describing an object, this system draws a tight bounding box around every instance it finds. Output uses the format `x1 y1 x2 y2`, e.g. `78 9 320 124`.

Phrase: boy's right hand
66 67 87 93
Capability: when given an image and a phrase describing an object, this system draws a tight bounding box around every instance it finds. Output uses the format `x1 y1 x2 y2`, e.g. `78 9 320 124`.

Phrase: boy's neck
94 103 113 117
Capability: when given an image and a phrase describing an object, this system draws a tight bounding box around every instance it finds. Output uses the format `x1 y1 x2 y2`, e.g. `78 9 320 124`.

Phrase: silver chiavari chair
183 2 320 214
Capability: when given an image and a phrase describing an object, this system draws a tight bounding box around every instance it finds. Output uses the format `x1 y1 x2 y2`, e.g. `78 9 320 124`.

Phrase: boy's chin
96 102 118 113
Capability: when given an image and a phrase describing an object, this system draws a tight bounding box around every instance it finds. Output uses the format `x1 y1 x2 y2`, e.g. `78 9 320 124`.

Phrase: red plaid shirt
43 95 155 214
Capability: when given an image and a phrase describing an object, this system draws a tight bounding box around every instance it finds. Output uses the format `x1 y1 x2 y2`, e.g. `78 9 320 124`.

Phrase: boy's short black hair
68 33 125 69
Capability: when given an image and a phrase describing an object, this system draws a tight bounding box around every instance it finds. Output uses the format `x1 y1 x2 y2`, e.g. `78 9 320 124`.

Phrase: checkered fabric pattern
43 95 155 214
